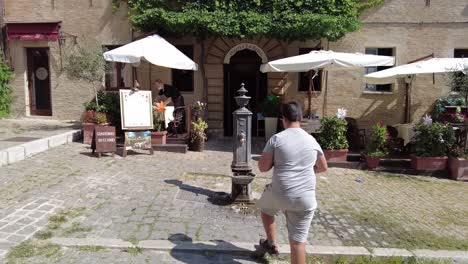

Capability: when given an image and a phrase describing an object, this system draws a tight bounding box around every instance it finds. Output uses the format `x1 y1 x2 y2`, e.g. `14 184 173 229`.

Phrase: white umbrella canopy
103 34 198 71
364 58 468 84
260 50 395 73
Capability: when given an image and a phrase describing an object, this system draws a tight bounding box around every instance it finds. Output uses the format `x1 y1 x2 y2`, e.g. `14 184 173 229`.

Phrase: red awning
6 22 61 41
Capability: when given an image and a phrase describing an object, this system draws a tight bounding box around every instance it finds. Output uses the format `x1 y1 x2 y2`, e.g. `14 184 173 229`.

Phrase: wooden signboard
91 126 117 158
123 131 154 157
119 89 154 130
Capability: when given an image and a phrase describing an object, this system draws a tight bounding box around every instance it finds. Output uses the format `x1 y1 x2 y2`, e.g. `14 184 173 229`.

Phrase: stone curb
0 129 82 167
49 238 468 261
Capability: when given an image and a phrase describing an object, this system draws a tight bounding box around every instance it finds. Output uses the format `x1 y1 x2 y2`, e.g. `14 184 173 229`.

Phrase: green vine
0 58 13 118
127 0 385 41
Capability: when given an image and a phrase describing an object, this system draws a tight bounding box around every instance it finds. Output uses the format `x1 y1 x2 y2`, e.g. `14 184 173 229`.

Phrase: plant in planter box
81 108 108 145
411 117 456 171
189 118 208 152
260 95 281 139
317 108 349 162
363 121 388 170
152 101 167 145
448 146 468 181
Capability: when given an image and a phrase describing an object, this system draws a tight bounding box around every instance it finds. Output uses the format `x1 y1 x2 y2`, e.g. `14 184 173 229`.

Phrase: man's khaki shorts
256 184 315 243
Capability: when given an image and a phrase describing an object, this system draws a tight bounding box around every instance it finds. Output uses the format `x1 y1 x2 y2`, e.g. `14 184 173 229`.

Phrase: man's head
153 79 164 90
281 101 302 128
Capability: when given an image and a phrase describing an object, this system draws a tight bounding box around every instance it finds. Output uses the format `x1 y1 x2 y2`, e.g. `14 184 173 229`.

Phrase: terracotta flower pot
448 157 468 181
363 154 380 170
410 155 448 171
82 123 96 145
323 149 348 163
151 131 167 145
189 137 205 152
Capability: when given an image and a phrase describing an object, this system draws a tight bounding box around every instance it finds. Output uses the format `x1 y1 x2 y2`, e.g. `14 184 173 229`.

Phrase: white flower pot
264 117 278 140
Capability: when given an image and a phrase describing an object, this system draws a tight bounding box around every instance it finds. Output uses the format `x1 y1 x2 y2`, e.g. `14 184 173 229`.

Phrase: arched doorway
223 49 267 136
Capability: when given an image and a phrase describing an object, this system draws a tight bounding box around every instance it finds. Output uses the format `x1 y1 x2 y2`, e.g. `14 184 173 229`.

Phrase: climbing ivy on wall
0 58 13 118
126 0 385 41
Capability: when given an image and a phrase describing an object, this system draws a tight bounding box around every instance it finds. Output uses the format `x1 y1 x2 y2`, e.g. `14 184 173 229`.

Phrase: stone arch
223 43 268 64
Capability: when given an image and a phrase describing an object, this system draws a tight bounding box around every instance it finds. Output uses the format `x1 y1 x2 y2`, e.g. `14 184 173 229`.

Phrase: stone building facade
3 0 468 135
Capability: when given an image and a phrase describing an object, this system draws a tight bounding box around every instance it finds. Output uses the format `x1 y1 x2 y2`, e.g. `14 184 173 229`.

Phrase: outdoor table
392 123 415 146
301 118 321 134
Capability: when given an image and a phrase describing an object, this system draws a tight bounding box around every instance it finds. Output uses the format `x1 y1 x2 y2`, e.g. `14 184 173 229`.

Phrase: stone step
328 161 365 170
153 144 188 154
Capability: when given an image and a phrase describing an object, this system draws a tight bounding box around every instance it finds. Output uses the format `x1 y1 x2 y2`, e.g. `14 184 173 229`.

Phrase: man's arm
258 153 274 172
314 155 328 174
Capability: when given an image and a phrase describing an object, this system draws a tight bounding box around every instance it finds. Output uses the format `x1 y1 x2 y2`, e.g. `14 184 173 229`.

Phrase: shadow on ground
165 179 232 206
169 233 267 264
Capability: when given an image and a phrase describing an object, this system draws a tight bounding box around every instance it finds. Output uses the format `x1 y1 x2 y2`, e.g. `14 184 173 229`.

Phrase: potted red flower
152 101 167 145
362 121 388 170
81 102 109 145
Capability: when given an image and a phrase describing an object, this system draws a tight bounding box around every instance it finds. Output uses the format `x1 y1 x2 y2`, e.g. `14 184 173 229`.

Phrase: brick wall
5 0 131 119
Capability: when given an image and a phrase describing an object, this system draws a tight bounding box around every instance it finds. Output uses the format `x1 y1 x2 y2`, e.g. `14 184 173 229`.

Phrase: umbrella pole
307 71 318 118
405 79 413 123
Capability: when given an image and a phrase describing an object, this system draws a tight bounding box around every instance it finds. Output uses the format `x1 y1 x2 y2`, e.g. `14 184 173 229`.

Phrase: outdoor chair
386 125 404 155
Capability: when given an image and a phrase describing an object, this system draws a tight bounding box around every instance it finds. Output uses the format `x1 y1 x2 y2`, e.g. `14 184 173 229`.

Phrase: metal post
231 83 255 203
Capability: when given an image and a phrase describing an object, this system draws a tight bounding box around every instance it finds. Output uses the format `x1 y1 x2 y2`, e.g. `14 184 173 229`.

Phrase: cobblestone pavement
0 118 80 150
0 139 467 263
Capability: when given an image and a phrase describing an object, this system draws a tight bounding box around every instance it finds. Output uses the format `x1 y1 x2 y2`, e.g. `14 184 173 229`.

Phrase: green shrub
413 122 455 157
366 121 388 157
260 95 281 117
317 117 349 150
0 58 13 118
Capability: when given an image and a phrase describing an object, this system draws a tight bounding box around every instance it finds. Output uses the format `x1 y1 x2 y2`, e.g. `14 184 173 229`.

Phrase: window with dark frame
104 45 125 91
453 49 468 92
172 45 194 92
298 48 322 92
364 48 394 92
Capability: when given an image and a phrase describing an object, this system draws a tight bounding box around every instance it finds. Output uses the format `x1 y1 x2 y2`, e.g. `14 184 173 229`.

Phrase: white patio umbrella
260 50 394 73
103 34 198 70
364 58 468 122
260 50 395 117
364 58 468 84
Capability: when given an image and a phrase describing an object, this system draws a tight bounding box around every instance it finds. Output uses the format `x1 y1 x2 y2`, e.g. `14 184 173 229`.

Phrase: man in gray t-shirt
256 102 328 264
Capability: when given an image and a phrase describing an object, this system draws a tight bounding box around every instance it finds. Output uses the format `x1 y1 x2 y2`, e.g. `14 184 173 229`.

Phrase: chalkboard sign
91 126 117 158
120 89 154 130
122 131 154 157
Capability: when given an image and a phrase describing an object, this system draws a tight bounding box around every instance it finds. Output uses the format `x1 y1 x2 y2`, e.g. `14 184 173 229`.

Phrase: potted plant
448 145 468 181
189 118 208 152
411 115 456 171
363 121 388 170
192 100 207 121
260 95 281 140
317 108 349 162
81 100 110 145
151 101 167 145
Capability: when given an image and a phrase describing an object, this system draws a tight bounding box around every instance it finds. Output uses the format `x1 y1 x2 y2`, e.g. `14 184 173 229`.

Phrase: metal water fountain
231 83 256 203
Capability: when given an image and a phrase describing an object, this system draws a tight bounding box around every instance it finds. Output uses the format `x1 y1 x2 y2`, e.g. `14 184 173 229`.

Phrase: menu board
91 126 117 157
120 89 153 130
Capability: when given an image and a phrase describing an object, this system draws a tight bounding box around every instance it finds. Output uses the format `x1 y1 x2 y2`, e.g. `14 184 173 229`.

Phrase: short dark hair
281 101 302 122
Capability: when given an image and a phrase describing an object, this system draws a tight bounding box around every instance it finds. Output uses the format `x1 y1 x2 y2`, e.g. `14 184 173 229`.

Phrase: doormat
0 137 40 142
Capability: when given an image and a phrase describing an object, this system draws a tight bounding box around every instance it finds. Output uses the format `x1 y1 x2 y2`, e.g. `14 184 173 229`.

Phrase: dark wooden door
27 48 52 116
223 50 267 136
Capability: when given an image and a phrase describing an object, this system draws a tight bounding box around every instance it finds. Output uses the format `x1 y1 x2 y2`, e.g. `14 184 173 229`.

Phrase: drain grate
0 137 40 142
